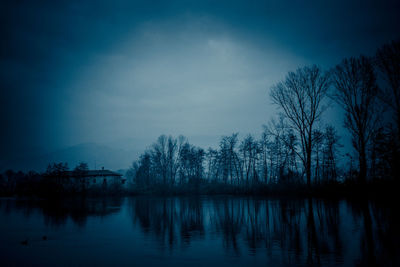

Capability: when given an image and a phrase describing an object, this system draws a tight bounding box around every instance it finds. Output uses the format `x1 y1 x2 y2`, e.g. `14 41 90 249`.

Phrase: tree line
127 40 400 192
1 40 398 196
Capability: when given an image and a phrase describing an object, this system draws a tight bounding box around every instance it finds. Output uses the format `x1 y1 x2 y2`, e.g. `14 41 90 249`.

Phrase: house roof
65 170 122 177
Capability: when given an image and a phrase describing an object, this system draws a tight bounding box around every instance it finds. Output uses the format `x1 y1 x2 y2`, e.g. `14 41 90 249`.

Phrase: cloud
1 0 399 164
64 17 305 145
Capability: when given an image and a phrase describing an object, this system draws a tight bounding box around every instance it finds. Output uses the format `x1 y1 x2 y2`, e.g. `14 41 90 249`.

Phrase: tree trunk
306 135 312 187
359 148 367 184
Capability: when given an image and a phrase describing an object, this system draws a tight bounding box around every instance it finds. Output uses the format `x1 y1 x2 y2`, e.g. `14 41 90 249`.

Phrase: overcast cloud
1 0 399 167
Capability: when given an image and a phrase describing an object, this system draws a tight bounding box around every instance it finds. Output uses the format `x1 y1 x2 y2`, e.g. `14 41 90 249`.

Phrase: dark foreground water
0 196 399 266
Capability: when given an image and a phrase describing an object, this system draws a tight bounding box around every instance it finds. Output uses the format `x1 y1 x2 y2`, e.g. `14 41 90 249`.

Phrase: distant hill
0 143 139 172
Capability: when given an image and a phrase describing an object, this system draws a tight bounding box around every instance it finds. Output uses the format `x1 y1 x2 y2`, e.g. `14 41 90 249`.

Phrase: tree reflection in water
128 196 400 266
1 196 399 266
0 197 123 227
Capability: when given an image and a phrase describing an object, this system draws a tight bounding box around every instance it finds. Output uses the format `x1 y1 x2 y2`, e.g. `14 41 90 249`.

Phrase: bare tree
270 65 330 186
219 134 241 185
240 134 260 186
259 129 270 184
151 135 168 185
375 40 400 141
264 117 300 184
322 126 341 183
312 129 324 184
134 135 204 191
136 152 152 189
206 148 219 182
332 56 380 182
126 161 139 187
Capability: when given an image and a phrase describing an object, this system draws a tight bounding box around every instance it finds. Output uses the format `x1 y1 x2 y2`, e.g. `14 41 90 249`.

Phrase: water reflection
0 197 123 227
130 197 206 250
1 196 399 266
128 197 400 266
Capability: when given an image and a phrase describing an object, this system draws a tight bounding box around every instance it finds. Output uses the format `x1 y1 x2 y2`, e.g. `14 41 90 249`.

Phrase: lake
0 196 399 266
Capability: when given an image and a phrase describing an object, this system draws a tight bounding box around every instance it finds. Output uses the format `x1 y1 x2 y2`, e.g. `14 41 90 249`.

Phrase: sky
1 0 399 168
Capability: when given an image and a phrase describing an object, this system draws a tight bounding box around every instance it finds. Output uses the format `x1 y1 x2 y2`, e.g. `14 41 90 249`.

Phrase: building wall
63 175 122 192
89 176 122 186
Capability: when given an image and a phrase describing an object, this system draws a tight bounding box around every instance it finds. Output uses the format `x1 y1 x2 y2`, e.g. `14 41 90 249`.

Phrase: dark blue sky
1 0 399 167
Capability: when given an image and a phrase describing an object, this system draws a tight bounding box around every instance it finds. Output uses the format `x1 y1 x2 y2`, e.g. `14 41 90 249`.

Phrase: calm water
0 196 399 266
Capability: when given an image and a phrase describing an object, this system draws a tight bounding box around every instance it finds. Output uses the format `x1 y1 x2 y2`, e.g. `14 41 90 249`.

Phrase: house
62 168 124 191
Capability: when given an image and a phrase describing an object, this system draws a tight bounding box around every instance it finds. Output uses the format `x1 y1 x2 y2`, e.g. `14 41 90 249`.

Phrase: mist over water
1 196 398 266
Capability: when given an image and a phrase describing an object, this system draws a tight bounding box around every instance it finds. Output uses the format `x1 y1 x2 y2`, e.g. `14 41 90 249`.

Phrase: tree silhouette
332 56 380 183
270 65 330 186
375 40 400 142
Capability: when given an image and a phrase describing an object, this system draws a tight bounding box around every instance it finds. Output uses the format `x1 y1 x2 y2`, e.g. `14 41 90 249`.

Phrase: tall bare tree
332 56 380 182
270 65 330 186
375 40 400 141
